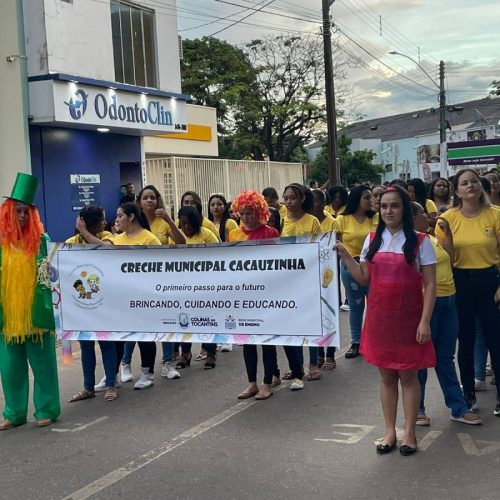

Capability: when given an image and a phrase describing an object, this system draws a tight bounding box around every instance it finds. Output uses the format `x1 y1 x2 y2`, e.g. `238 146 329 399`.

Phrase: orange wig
0 199 44 256
231 190 270 224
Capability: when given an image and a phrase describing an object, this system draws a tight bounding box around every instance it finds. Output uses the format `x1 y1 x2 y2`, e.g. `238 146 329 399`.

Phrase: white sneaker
94 376 107 392
120 363 134 383
221 344 233 352
290 378 304 391
474 379 487 391
94 376 120 392
340 304 350 312
133 368 154 390
161 362 181 380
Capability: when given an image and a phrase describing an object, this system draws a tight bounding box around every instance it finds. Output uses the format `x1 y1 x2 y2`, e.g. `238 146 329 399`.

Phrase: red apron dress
360 232 436 370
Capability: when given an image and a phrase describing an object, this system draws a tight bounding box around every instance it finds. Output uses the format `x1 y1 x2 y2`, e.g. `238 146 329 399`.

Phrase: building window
111 0 157 88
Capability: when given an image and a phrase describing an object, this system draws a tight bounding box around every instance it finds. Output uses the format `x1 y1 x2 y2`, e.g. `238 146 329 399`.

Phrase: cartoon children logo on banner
70 264 104 309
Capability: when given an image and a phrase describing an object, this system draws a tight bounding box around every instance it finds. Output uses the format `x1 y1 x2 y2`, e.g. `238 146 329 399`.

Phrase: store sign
448 138 500 165
53 81 187 133
70 174 101 211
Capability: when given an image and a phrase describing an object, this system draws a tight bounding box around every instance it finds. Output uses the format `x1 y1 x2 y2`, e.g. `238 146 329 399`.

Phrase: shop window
111 0 157 88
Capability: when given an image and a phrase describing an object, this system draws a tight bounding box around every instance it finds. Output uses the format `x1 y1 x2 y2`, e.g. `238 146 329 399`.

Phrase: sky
174 0 500 122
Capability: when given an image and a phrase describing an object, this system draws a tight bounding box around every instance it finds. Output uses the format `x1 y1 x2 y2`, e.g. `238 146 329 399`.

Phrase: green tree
310 135 384 187
488 80 500 96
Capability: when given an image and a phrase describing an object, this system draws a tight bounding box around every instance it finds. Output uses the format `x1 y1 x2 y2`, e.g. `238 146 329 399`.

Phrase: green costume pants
0 332 60 425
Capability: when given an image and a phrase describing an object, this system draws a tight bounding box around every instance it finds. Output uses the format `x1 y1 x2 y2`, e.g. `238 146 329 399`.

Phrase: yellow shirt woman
113 229 161 246
282 213 321 236
214 218 238 242
319 213 340 233
184 227 219 245
336 214 375 258
149 217 172 244
65 231 114 244
436 207 500 269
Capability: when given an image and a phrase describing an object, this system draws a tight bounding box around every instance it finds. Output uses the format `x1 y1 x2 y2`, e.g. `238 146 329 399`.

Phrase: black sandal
204 355 216 370
376 441 397 454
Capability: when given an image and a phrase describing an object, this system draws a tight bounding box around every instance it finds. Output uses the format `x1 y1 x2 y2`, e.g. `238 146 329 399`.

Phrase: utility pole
322 0 340 186
438 60 447 178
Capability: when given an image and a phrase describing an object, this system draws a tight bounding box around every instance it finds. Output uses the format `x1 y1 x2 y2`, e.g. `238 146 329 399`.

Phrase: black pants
318 346 336 358
138 342 156 374
179 343 216 356
283 346 303 379
243 345 276 384
453 267 500 399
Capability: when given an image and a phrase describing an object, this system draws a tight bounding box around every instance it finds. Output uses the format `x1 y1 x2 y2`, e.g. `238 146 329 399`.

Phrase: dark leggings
138 342 156 374
283 346 303 379
453 267 500 400
243 345 276 384
318 346 336 358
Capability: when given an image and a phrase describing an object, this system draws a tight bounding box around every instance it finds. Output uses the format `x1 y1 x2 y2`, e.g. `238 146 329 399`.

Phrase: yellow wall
144 104 218 158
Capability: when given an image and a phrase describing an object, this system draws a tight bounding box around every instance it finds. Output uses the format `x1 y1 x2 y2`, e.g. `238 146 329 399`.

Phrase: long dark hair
178 205 202 235
119 202 151 231
207 193 230 241
180 191 203 215
137 185 165 210
408 178 430 213
341 185 374 217
365 186 417 265
427 177 451 203
283 183 313 212
77 205 104 236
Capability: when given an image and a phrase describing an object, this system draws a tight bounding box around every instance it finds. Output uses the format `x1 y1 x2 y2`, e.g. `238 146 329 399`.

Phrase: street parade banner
48 233 340 346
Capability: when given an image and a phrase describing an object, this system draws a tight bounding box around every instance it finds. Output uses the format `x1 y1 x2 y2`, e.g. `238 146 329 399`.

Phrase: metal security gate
145 157 304 213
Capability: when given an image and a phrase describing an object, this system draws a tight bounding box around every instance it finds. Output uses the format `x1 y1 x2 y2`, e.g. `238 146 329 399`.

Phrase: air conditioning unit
178 35 183 60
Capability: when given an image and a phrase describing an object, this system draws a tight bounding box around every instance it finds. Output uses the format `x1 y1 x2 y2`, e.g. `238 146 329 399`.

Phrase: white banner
48 235 340 346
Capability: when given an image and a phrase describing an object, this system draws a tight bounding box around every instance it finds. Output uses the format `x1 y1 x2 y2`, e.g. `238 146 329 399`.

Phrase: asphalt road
0 312 499 500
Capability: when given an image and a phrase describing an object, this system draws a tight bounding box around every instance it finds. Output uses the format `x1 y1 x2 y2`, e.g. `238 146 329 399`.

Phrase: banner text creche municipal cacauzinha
120 259 307 273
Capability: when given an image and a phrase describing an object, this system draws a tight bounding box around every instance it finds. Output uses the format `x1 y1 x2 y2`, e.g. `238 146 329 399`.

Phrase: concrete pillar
0 0 31 196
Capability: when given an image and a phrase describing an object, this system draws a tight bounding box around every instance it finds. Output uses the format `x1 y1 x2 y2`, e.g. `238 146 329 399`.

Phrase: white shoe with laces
290 378 304 391
133 368 154 390
161 362 181 379
120 363 134 383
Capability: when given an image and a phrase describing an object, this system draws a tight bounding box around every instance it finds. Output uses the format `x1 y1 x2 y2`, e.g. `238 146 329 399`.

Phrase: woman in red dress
336 186 437 456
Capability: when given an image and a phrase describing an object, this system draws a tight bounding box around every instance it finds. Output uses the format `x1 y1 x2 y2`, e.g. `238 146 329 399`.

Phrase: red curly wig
231 190 270 224
0 199 44 256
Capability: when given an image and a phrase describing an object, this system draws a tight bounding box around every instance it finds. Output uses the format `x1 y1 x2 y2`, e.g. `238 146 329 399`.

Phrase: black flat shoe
376 441 397 454
345 344 360 359
399 444 417 456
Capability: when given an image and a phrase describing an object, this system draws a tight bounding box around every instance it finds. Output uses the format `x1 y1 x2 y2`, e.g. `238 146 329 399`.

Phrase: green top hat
6 172 39 206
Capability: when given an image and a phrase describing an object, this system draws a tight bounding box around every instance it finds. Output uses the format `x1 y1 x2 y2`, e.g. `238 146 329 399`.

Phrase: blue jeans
122 341 135 364
161 342 175 364
417 295 469 418
474 321 488 381
340 261 368 344
80 340 117 390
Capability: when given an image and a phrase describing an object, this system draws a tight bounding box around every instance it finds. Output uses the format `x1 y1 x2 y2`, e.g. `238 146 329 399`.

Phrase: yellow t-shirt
175 217 219 240
429 235 455 297
149 217 171 244
425 199 438 214
184 227 220 245
436 207 500 269
214 218 239 242
336 214 375 257
319 214 340 233
325 204 346 217
282 213 321 237
279 205 288 219
112 229 161 246
65 231 113 244
372 212 380 227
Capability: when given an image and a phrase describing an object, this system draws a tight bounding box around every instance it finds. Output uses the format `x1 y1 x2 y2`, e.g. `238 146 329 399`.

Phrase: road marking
418 431 442 451
51 417 109 433
457 433 481 456
315 424 375 444
458 433 500 456
62 344 350 499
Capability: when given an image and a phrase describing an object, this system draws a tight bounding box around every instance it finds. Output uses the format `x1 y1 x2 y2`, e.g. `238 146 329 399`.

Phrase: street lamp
389 51 448 178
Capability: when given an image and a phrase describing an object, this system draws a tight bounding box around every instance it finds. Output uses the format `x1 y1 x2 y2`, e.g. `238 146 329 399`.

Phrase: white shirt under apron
360 229 436 271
